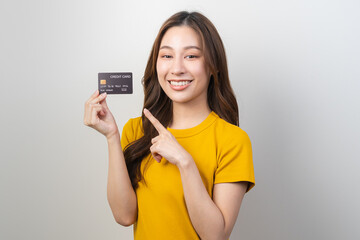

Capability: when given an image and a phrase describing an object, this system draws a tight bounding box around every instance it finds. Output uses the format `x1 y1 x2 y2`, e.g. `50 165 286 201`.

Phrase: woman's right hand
84 90 119 139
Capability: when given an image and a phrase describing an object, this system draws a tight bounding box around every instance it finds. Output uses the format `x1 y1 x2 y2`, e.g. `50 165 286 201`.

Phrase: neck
169 101 212 129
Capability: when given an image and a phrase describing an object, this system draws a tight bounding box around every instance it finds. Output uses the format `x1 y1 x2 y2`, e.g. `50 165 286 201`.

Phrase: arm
178 158 248 240
142 109 248 238
83 90 137 226
106 133 137 226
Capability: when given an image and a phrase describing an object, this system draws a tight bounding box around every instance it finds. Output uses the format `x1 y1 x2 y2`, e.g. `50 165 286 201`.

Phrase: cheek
156 61 167 90
156 60 167 79
187 61 209 79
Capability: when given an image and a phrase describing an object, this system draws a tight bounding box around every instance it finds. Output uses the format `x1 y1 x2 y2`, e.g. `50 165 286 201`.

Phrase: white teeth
169 81 191 86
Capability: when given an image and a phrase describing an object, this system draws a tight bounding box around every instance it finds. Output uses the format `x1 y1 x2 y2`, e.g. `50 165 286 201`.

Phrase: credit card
98 72 133 94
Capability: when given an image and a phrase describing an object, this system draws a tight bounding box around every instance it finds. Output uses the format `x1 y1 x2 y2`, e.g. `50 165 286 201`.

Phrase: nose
171 56 185 75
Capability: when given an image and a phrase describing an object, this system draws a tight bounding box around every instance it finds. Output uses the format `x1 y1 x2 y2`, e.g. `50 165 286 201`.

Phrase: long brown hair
124 11 239 189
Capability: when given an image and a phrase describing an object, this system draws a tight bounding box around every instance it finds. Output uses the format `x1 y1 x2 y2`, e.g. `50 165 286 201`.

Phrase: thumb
153 153 162 163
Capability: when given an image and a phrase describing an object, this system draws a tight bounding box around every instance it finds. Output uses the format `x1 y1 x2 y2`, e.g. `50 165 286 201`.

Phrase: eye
186 55 198 59
161 55 172 58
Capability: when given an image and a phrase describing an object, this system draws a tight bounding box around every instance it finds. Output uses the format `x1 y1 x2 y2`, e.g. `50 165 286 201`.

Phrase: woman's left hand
143 108 191 167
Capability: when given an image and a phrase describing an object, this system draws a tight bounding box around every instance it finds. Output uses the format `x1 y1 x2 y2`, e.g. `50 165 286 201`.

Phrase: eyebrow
159 45 202 50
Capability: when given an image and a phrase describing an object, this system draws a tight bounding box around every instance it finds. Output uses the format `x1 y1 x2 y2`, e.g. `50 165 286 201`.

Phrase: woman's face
156 26 210 106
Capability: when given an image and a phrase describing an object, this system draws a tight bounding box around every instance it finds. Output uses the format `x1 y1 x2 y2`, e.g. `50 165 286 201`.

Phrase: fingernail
101 92 107 96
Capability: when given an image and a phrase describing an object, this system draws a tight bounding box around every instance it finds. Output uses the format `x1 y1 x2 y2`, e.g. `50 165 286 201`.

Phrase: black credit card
98 72 133 94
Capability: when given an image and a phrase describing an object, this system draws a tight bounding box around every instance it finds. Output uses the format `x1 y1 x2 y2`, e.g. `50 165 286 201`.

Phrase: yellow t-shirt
121 111 255 240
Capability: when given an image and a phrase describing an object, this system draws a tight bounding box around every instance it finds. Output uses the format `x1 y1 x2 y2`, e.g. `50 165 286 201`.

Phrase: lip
167 80 193 91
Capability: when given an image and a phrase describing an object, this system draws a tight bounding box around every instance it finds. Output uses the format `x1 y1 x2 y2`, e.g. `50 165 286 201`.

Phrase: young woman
84 11 255 240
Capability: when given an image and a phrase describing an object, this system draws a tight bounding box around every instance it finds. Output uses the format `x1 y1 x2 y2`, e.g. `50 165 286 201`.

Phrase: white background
1 0 359 239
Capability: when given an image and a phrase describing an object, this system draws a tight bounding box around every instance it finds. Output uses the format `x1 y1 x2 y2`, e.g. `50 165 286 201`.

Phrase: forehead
160 26 203 49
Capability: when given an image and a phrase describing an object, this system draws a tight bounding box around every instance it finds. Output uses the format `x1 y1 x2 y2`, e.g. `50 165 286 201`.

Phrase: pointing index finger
143 108 167 133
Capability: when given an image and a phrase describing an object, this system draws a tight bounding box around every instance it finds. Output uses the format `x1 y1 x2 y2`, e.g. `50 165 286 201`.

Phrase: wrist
106 131 120 144
177 153 195 170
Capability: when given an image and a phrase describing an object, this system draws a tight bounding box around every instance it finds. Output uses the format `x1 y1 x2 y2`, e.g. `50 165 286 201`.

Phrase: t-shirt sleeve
120 118 134 151
214 128 255 193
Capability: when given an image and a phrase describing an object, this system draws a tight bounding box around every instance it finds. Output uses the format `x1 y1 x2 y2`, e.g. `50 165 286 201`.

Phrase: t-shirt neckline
166 111 219 138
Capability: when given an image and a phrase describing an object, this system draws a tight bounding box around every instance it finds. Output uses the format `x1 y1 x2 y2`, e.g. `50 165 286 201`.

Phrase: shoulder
123 116 143 132
213 117 251 146
121 116 144 147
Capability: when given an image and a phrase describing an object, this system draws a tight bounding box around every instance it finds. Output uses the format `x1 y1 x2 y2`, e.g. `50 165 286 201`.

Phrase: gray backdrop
1 0 359 239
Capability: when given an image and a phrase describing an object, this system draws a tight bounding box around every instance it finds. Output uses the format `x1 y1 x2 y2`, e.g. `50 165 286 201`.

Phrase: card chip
100 79 106 84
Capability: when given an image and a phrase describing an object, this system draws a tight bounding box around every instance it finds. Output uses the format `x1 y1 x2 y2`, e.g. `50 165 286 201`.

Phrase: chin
169 97 192 104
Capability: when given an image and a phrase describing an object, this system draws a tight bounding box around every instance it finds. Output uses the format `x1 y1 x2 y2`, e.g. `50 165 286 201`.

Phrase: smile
168 80 192 86
167 80 193 90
